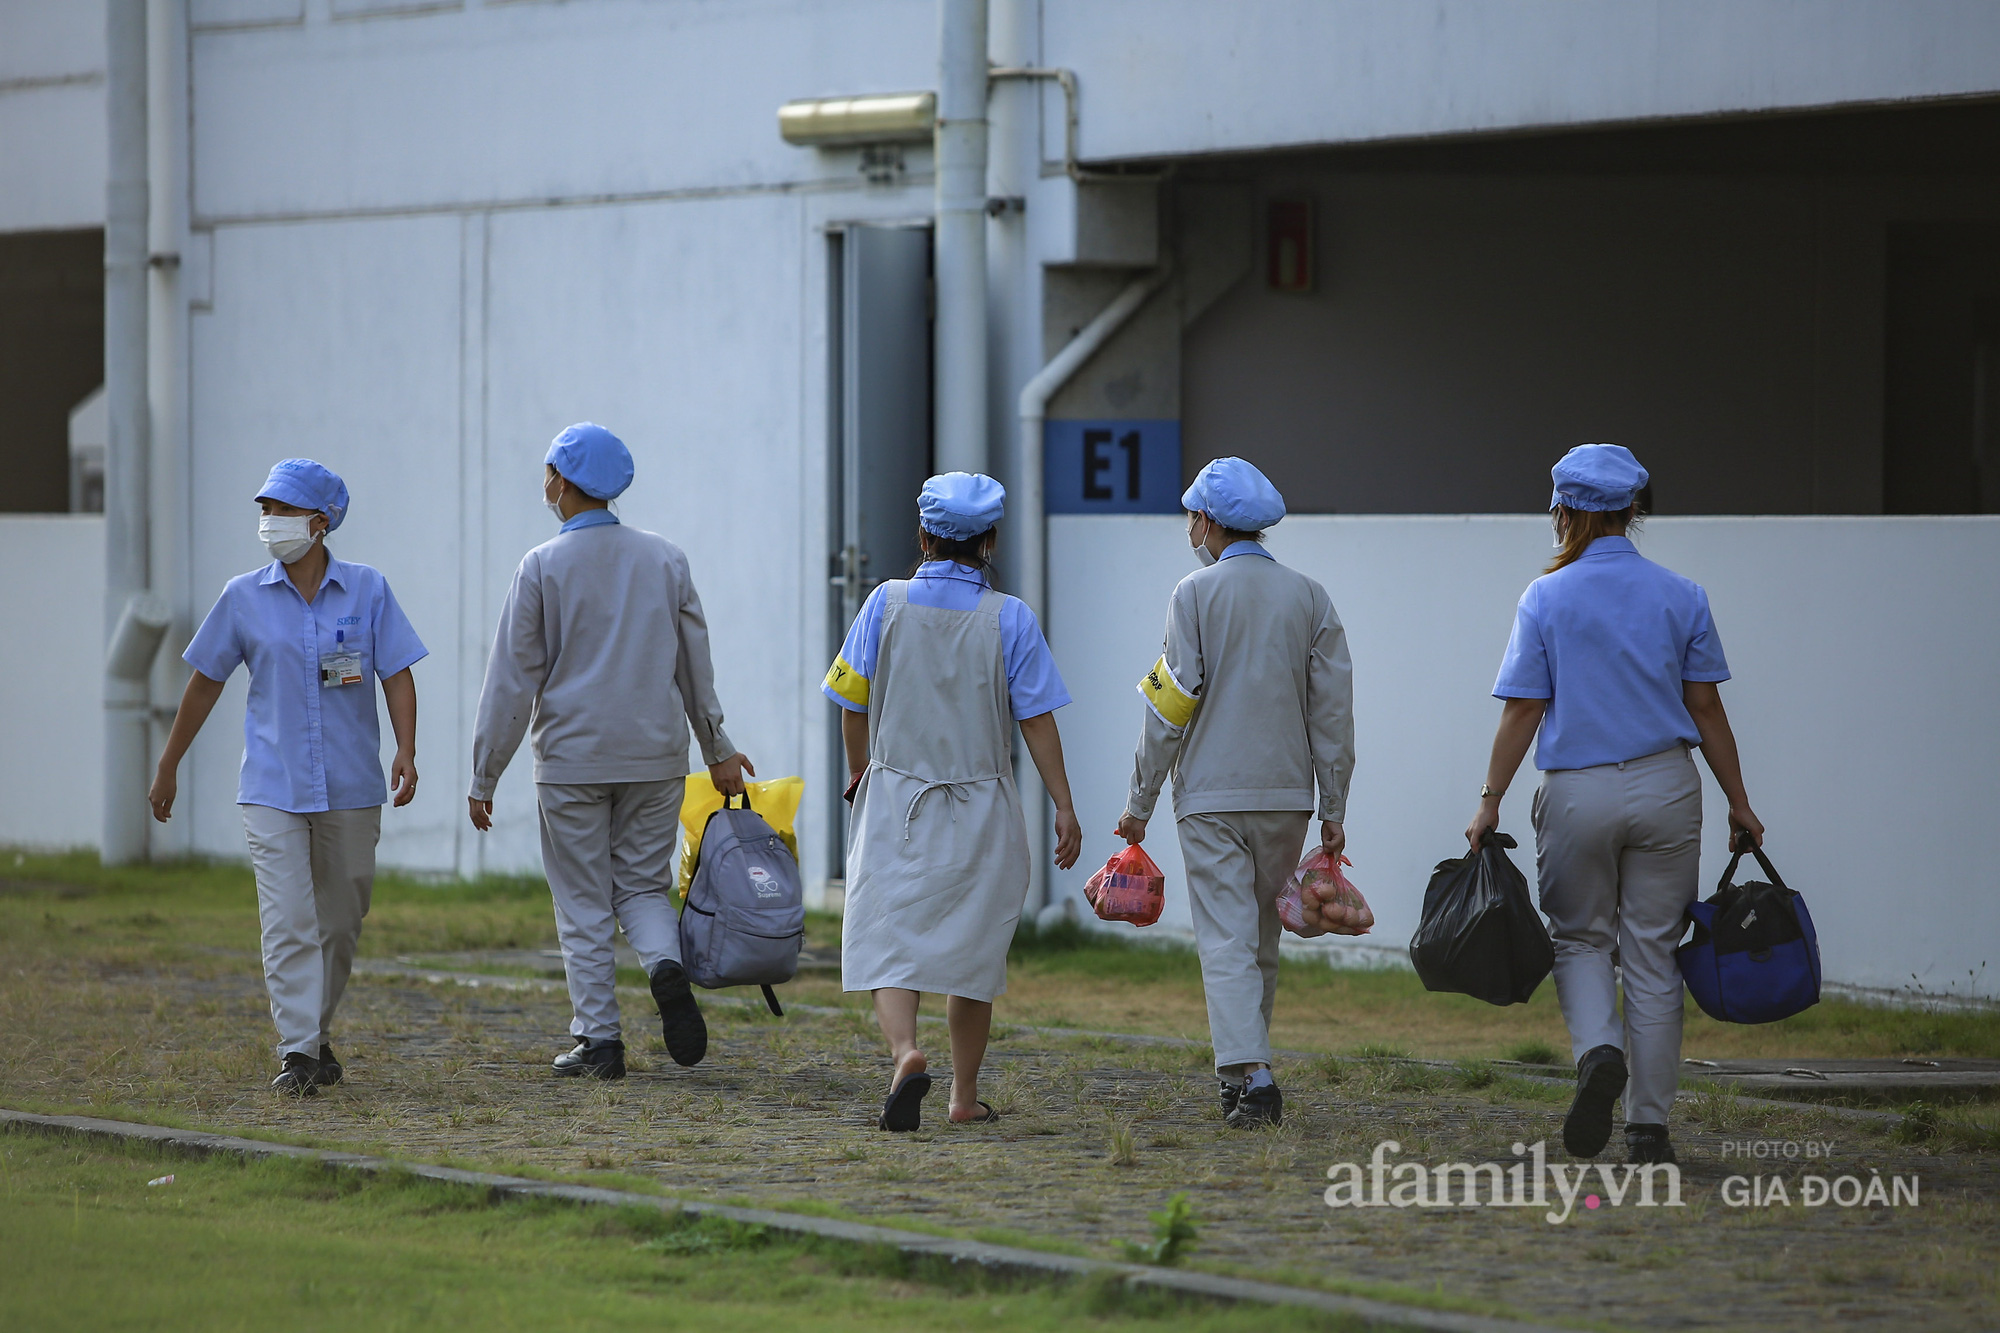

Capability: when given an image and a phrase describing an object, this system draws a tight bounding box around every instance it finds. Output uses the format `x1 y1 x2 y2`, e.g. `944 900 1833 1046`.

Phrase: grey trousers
1175 810 1312 1072
536 778 685 1044
1533 745 1702 1126
241 804 381 1060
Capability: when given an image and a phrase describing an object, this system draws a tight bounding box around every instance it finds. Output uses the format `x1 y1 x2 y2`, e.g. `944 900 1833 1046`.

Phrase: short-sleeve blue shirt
185 558 428 812
823 562 1070 720
1493 536 1730 771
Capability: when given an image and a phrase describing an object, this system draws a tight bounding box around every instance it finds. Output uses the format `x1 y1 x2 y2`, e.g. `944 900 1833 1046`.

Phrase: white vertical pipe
146 0 190 860
988 0 1041 911
934 0 988 474
1016 267 1171 918
103 0 154 866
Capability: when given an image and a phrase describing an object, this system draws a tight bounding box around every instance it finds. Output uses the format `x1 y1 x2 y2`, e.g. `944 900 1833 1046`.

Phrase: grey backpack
679 794 804 1015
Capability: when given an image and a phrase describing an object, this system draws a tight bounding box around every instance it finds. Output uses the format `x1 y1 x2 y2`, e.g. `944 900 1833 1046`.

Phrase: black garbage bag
1409 832 1554 1006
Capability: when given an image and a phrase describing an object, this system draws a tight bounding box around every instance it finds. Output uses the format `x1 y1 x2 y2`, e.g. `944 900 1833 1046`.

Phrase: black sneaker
552 1038 626 1080
1563 1045 1628 1158
1226 1078 1283 1129
1217 1077 1243 1119
1625 1123 1678 1165
271 1051 320 1098
650 961 708 1068
315 1044 343 1087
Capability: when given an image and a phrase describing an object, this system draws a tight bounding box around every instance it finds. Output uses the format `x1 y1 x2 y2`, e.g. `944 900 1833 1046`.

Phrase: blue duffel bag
1678 838 1821 1024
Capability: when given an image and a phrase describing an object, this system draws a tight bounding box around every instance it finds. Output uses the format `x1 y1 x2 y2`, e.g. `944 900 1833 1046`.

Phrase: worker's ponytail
913 523 998 587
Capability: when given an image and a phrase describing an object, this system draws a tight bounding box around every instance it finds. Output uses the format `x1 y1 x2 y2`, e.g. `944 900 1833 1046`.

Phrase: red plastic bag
1277 849 1374 937
1085 844 1166 927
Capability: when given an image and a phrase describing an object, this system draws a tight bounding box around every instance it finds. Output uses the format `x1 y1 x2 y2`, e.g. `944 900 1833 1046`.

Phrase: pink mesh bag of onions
1277 849 1374 937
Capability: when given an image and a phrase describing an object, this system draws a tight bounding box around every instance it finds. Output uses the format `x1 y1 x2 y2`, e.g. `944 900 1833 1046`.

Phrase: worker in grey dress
825 473 1083 1131
1117 457 1355 1129
468 422 753 1080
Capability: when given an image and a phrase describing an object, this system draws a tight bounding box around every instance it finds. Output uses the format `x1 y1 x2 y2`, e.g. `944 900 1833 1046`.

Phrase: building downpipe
1016 265 1173 921
103 0 156 865
934 0 988 474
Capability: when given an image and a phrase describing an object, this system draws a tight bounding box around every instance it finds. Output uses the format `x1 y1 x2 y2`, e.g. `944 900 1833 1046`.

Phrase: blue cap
545 422 635 501
1551 443 1648 512
255 459 349 531
918 472 1005 539
1181 457 1285 531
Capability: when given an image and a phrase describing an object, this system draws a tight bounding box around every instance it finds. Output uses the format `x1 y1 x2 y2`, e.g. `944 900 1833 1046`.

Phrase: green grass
1500 1039 1562 1066
0 1130 1364 1332
1005 892 2000 1062
9 847 2000 1066
0 848 847 963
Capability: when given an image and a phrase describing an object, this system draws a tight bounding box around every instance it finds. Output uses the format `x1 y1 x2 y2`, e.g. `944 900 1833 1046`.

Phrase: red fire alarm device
1267 199 1313 293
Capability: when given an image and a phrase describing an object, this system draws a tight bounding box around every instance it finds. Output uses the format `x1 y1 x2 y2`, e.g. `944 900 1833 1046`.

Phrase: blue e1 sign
1044 420 1182 514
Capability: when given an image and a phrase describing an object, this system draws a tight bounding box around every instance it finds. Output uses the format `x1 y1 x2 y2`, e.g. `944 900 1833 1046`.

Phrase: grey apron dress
841 580 1030 1001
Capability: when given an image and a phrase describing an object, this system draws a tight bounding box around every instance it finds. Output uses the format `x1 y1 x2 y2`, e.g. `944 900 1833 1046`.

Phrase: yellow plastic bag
677 773 804 901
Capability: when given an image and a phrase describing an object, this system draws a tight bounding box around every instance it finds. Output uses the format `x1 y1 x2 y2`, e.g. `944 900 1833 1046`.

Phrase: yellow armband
823 655 870 708
1137 655 1199 730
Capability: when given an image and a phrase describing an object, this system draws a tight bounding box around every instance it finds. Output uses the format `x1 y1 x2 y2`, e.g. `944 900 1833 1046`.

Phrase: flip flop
951 1100 999 1125
878 1070 932 1132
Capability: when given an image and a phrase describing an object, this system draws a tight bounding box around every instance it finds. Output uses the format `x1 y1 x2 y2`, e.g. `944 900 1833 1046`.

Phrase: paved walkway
5 948 1995 1331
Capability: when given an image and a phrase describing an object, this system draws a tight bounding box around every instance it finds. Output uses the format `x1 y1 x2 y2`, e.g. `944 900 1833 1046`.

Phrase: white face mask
545 475 565 522
259 513 319 565
1189 514 1217 566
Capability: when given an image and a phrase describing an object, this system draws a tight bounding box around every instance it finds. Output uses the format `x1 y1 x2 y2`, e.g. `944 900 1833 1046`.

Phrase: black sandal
951 1100 999 1124
878 1071 932 1132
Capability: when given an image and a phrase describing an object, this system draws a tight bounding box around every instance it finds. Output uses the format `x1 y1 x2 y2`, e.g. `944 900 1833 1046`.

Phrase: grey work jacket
469 522 734 798
1125 548 1354 824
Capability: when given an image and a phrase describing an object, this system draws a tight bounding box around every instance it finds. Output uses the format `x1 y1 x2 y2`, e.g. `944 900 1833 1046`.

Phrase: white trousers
1533 745 1702 1126
536 779 684 1044
241 804 382 1060
1175 810 1312 1072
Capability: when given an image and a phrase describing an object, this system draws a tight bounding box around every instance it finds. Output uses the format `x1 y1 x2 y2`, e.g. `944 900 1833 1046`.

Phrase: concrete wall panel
0 516 104 849
1047 1 2000 162
187 214 464 869
0 82 106 233
1048 513 2000 998
476 193 810 874
189 0 933 222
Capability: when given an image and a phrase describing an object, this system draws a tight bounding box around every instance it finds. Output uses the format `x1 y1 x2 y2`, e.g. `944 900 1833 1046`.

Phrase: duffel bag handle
1718 833 1788 895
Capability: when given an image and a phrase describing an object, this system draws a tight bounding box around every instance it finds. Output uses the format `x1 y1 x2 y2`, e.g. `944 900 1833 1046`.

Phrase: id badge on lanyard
320 629 363 688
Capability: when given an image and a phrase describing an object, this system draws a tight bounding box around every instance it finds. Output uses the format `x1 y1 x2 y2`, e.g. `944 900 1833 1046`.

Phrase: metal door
827 223 932 870
832 224 932 623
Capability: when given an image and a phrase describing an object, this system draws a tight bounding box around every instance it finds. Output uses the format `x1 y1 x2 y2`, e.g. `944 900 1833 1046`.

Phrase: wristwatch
1480 783 1503 800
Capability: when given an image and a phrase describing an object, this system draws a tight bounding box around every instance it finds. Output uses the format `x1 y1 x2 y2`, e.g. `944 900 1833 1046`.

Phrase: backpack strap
685 793 756 897
761 984 784 1017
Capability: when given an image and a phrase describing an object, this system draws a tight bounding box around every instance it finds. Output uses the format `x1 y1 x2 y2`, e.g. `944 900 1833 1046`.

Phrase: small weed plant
1122 1193 1197 1267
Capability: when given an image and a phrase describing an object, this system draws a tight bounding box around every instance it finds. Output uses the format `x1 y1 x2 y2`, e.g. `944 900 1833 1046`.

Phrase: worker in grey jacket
468 422 753 1080
1116 457 1354 1128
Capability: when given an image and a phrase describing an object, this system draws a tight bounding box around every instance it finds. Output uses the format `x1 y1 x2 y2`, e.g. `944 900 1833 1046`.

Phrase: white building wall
1048 514 2000 999
184 214 466 869
188 0 935 222
0 0 106 232
174 180 935 892
0 516 104 848
1046 1 2000 162
5 0 1998 1003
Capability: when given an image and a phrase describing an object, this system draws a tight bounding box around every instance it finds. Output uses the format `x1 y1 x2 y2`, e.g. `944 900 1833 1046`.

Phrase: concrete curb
351 957 1906 1128
2 1108 1568 1333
